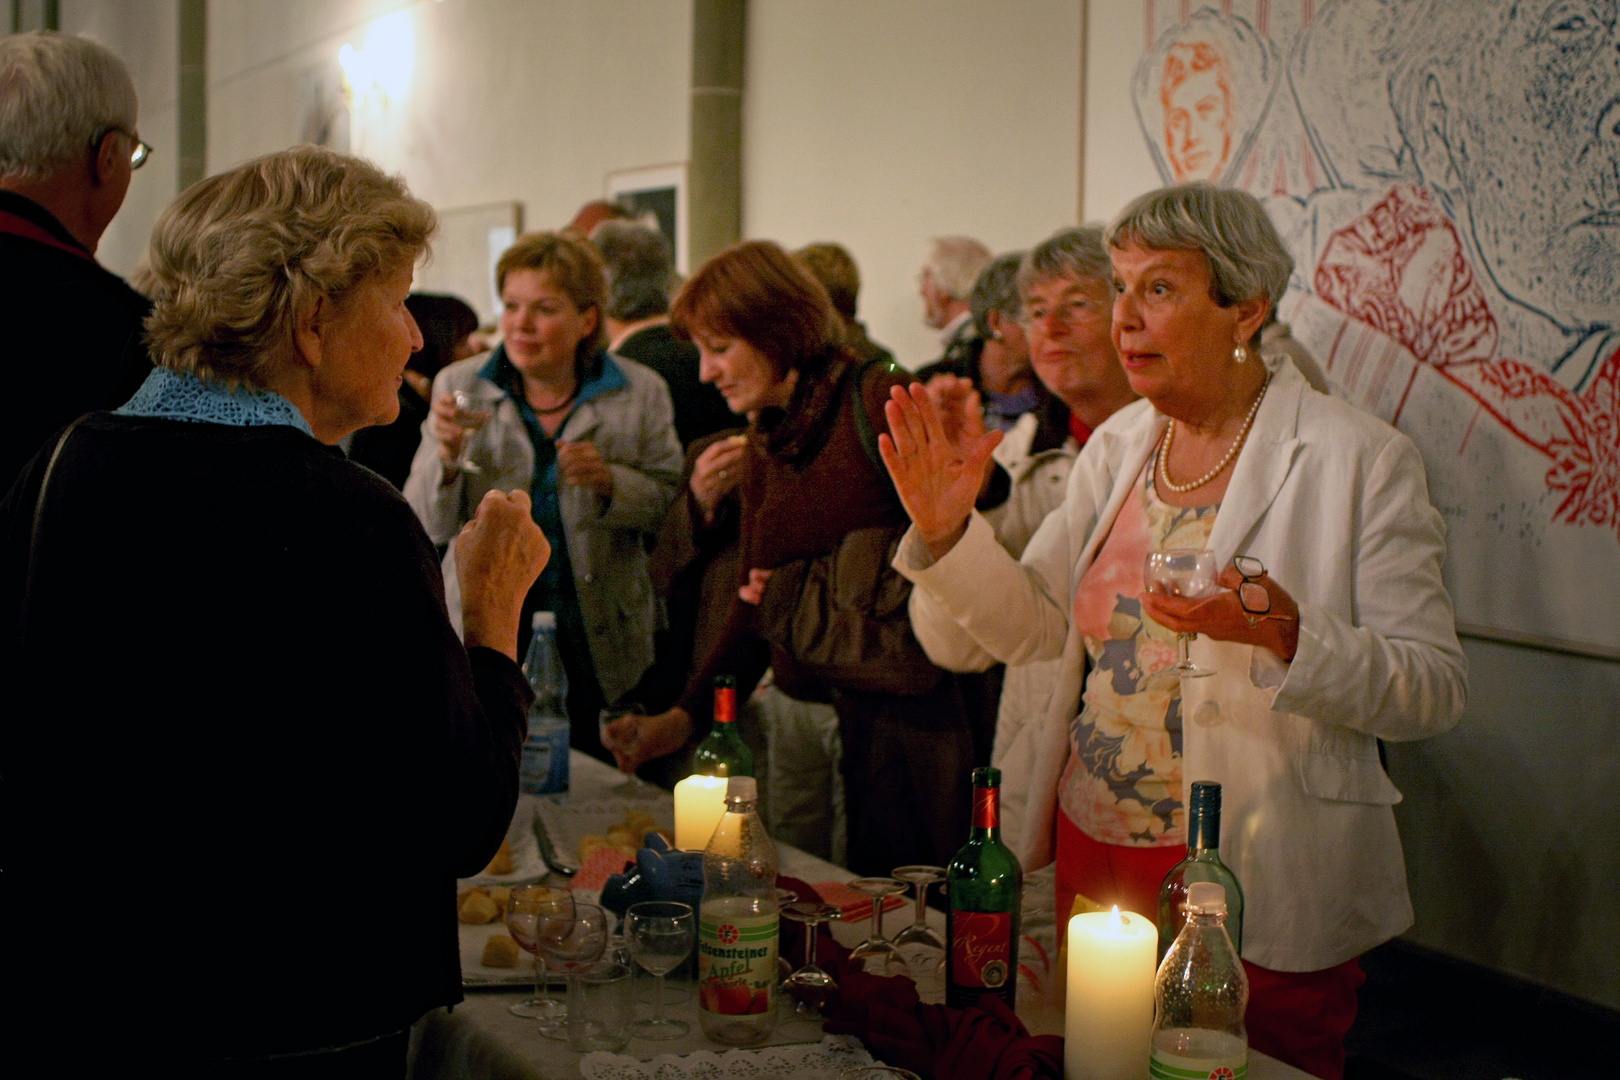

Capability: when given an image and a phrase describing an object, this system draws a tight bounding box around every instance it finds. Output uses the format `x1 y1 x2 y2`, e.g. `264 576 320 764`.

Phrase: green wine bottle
691 675 753 777
1156 780 1244 963
946 766 1023 1009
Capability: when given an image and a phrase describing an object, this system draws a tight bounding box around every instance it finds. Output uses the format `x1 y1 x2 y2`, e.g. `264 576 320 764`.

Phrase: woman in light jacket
884 184 1465 1080
406 232 682 761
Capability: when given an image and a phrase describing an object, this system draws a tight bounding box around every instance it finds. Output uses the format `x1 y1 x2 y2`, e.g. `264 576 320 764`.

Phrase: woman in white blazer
405 233 682 763
884 184 1465 1080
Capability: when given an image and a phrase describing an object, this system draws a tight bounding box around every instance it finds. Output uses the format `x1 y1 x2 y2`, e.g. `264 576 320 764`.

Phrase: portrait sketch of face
1161 42 1235 182
1390 0 1620 339
1132 8 1281 187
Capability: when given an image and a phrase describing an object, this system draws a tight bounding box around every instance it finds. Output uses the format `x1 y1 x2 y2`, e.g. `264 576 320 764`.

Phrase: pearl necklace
1157 370 1272 494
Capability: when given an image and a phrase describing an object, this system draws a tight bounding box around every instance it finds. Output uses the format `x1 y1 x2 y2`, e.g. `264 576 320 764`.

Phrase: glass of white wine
1142 548 1221 683
449 386 504 473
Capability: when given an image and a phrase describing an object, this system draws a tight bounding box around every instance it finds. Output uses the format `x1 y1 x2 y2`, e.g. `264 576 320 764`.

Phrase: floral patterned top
1057 459 1217 847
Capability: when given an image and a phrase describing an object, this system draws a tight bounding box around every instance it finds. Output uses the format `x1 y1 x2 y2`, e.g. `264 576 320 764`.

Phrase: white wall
61 0 179 279
744 0 1082 370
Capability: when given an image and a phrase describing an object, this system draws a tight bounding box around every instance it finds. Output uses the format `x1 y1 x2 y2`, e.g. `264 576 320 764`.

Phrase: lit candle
1064 906 1156 1080
672 773 729 850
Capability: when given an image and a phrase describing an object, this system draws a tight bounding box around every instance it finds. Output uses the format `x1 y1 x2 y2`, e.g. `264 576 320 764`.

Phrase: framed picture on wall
413 201 523 327
606 163 687 274
1083 0 1620 659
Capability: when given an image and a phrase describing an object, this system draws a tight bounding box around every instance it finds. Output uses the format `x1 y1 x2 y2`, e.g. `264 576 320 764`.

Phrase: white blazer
895 360 1467 971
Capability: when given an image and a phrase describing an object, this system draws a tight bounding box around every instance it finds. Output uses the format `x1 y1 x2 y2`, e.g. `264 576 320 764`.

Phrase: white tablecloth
409 752 1311 1080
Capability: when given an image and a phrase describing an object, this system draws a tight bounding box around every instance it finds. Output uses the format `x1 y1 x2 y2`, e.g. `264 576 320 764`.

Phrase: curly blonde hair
143 145 436 386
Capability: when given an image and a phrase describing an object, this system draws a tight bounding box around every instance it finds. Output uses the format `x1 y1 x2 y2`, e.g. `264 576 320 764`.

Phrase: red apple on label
713 982 752 1014
749 987 769 1014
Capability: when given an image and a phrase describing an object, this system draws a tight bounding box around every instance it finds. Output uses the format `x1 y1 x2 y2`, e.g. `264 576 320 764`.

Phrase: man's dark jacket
613 322 739 449
0 191 153 491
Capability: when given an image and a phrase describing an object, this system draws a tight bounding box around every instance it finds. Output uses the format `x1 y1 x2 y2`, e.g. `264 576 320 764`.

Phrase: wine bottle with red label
946 766 1023 1009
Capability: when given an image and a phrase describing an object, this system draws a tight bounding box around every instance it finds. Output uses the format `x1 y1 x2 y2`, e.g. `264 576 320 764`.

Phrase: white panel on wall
743 0 1082 371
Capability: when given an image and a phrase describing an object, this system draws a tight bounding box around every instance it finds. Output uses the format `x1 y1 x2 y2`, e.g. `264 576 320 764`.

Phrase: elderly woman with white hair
2 146 548 1076
884 183 1465 1079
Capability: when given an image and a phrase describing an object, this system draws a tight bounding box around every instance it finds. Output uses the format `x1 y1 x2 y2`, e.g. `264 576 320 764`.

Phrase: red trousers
1055 812 1363 1080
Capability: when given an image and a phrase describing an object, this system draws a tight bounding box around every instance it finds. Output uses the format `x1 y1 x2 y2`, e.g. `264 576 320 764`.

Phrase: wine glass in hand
449 386 503 474
1143 548 1221 684
624 901 697 1040
506 885 574 1021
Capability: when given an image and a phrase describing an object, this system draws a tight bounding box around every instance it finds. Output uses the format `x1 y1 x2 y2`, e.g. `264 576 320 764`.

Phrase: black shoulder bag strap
16 417 85 649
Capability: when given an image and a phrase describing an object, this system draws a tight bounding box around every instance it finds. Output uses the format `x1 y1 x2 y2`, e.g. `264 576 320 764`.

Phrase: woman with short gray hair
3 145 549 1075
888 183 1465 1078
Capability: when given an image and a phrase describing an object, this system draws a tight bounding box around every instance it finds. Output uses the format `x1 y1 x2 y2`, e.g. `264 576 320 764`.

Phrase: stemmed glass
781 901 842 1016
506 885 575 1021
449 386 504 473
624 901 697 1040
538 902 610 1041
1143 548 1221 684
846 877 909 977
598 706 659 800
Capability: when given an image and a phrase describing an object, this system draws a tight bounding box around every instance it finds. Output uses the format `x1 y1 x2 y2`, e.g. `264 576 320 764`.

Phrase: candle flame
1109 905 1122 932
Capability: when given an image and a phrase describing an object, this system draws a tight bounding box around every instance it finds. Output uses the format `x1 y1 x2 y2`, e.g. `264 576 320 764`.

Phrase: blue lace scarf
116 367 313 436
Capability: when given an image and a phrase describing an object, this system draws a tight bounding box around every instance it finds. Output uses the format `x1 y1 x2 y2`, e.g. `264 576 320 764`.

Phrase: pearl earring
1233 343 1249 364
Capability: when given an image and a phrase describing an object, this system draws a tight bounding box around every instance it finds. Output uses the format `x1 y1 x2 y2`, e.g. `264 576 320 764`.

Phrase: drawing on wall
1101 0 1620 656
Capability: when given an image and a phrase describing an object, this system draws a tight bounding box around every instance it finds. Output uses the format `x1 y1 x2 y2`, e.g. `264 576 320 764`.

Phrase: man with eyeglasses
0 31 153 491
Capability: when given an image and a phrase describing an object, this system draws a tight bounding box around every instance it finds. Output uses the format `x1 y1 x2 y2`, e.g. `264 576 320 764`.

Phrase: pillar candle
1064 906 1156 1080
672 773 729 850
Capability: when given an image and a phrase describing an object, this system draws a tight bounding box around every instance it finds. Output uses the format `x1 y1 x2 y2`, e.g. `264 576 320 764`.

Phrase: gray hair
143 146 436 386
969 252 1025 339
924 236 992 301
591 220 675 322
0 31 137 181
1106 183 1293 323
1016 226 1113 303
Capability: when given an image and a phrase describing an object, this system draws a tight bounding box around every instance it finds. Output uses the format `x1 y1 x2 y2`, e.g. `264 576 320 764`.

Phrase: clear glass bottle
945 766 1023 1009
1157 780 1243 962
691 675 754 777
518 611 569 794
1150 881 1249 1080
697 776 779 1045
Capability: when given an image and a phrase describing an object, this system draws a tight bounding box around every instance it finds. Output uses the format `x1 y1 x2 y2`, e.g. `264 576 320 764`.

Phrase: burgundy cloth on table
823 967 1062 1080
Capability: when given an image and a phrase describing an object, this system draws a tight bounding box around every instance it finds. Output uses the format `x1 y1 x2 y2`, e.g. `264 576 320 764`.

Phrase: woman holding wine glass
886 184 1466 1079
405 233 683 761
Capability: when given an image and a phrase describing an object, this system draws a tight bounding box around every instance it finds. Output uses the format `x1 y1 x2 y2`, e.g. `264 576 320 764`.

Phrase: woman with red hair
608 240 983 874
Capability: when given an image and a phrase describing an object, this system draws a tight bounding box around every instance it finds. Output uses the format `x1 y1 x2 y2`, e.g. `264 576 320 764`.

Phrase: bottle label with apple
698 906 777 1017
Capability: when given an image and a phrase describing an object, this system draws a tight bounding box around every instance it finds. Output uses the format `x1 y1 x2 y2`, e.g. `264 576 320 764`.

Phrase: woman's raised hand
455 489 551 660
878 381 1002 562
689 434 747 522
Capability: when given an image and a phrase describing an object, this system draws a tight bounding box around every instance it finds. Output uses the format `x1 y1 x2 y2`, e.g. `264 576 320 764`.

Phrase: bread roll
482 934 521 967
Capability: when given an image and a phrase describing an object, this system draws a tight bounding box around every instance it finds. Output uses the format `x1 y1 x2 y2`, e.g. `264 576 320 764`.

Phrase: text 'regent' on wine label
698 913 777 1015
1149 1050 1249 1080
950 910 1012 989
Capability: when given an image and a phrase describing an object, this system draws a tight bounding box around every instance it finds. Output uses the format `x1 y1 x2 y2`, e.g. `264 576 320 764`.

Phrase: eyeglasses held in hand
1232 555 1298 627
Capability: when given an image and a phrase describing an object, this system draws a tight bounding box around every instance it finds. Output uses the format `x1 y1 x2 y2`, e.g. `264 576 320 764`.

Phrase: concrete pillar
177 0 206 189
688 0 745 269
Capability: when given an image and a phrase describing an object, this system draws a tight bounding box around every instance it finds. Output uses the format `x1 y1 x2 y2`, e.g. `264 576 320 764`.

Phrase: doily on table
578 1035 874 1079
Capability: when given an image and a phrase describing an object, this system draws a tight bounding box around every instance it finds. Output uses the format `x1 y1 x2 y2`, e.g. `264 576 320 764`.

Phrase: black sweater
0 412 530 1064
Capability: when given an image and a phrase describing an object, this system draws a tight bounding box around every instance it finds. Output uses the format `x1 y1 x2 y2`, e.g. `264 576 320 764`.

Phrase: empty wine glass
505 885 575 1021
624 901 697 1040
781 901 842 1016
846 877 909 977
774 888 799 984
537 901 610 1041
449 385 503 473
1143 548 1221 684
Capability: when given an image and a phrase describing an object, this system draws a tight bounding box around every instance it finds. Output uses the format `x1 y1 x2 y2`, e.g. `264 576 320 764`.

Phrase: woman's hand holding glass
432 387 503 475
557 440 614 498
1141 556 1301 662
878 382 1003 563
604 707 693 774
